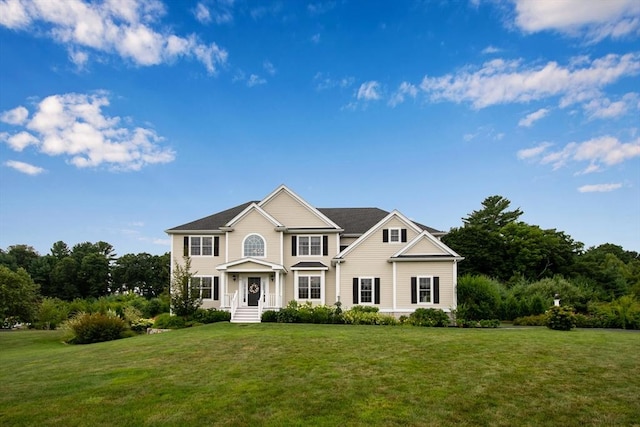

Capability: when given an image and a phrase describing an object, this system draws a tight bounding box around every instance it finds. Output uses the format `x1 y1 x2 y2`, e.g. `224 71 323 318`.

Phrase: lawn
1 324 638 426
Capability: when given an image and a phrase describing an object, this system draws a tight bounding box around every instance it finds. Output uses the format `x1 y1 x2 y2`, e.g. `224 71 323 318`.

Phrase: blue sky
1 0 639 256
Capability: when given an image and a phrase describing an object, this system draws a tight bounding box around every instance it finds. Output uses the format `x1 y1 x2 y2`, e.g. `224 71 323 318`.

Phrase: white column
392 261 397 312
335 262 341 303
321 269 326 306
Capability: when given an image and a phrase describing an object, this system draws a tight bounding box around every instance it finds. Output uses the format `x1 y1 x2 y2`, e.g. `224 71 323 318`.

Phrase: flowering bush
545 306 576 331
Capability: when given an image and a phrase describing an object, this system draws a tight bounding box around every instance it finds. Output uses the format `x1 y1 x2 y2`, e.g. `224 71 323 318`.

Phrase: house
165 185 463 322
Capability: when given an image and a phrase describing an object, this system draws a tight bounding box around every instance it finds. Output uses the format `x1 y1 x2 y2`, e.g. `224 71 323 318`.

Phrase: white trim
216 257 287 272
389 227 401 243
242 233 267 258
296 235 323 257
226 203 283 228
335 261 341 303
225 231 229 263
258 185 342 229
336 210 422 259
452 260 458 310
391 231 462 259
280 231 284 267
186 235 215 257
358 277 375 305
295 273 323 303
416 275 435 305
392 261 397 311
191 275 214 300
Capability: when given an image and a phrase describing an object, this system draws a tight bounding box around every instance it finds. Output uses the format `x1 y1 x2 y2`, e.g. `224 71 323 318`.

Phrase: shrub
456 318 500 328
261 310 278 322
513 314 546 326
191 308 230 324
276 307 300 323
342 310 385 325
408 308 450 327
65 312 127 344
457 275 503 321
350 305 379 313
545 306 576 331
130 318 154 332
153 313 186 329
34 297 69 330
144 297 170 318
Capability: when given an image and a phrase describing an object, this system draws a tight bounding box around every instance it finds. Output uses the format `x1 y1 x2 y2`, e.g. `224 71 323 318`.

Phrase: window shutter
433 277 440 304
401 229 407 242
183 236 189 256
374 278 380 304
411 277 417 304
291 236 297 256
352 278 359 304
323 235 328 256
213 236 220 257
213 277 219 301
382 229 389 242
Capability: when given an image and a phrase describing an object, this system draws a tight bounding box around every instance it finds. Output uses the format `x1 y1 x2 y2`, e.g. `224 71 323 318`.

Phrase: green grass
1 324 639 426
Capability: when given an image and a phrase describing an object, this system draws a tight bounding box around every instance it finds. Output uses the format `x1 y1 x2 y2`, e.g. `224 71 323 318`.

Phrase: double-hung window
418 277 432 303
359 278 373 303
389 228 400 243
298 236 322 256
184 236 218 256
191 276 213 299
298 275 321 300
190 236 212 256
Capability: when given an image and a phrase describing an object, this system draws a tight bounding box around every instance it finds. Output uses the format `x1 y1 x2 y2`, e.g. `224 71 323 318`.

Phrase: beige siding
395 261 455 310
339 217 420 308
227 209 281 265
171 234 224 276
404 237 449 255
261 189 329 227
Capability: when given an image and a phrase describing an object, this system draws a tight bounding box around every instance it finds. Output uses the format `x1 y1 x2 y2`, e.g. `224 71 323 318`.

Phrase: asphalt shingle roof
168 203 443 235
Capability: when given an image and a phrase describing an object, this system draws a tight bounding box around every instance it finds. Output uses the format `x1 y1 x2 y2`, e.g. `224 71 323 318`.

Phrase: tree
112 252 170 297
170 257 201 317
0 266 40 324
5 245 40 271
462 195 523 231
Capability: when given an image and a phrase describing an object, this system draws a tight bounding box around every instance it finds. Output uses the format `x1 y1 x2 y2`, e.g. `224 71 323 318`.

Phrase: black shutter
401 229 407 242
374 278 380 304
411 277 417 304
352 278 359 304
323 235 328 256
292 236 297 256
433 277 440 304
382 229 389 242
183 236 189 256
213 236 220 257
213 277 219 301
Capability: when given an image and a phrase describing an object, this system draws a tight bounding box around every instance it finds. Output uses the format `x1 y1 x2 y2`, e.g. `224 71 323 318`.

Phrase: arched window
243 234 265 257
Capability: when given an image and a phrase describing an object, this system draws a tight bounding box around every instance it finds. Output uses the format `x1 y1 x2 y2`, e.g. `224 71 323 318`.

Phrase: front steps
231 306 261 323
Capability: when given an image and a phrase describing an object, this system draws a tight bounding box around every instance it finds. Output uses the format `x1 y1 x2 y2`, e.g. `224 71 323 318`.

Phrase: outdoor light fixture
270 274 274 281
232 274 237 281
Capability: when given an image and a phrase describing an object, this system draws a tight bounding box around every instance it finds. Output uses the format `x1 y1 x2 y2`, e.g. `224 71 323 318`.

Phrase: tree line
0 241 169 301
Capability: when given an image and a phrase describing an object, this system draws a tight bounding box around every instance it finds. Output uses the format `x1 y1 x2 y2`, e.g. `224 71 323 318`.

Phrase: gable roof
167 192 444 235
259 185 342 230
226 202 283 228
391 231 462 259
319 208 442 236
166 201 256 232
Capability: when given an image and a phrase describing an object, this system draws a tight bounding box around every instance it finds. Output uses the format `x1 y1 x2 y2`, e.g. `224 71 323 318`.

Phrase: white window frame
297 275 322 300
418 276 433 304
189 236 214 257
297 235 322 256
191 276 213 300
389 228 401 243
242 234 266 258
359 277 374 305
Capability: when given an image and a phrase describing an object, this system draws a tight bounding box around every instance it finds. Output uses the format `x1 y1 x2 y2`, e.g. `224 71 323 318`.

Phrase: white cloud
578 183 623 193
0 106 29 125
517 142 552 159
481 45 501 54
4 160 45 175
247 74 266 87
536 136 640 172
311 33 321 44
583 93 639 119
420 53 640 109
313 72 354 91
512 0 640 42
518 108 550 127
308 2 336 15
194 2 211 24
0 92 175 171
263 60 276 75
388 82 418 107
0 0 227 73
357 81 382 101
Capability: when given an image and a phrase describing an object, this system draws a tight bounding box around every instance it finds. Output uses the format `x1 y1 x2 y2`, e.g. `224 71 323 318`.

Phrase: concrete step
231 307 261 323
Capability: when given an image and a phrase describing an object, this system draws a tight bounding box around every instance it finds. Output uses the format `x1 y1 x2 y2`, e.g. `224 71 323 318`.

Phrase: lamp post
553 293 560 307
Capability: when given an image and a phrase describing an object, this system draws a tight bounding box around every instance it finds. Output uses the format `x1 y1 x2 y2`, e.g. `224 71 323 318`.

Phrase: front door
247 277 261 306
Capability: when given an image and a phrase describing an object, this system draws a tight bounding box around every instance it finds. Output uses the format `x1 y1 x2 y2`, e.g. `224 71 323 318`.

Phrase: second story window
243 234 265 257
299 236 322 256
